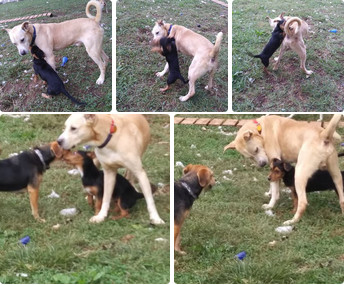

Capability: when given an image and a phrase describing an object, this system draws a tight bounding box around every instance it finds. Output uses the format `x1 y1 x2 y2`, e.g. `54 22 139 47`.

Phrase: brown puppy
174 164 215 254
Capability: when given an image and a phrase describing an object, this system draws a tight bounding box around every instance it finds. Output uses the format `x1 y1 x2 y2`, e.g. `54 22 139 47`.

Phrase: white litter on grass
223 176 232 181
175 161 185 168
60 208 78 216
190 144 196 149
265 210 275 217
264 191 271 197
52 224 61 230
68 169 80 175
196 153 201 157
47 190 60 198
201 127 207 131
8 152 18 157
155 238 168 242
275 226 294 234
157 183 164 188
222 170 233 175
282 188 291 194
253 177 258 182
15 273 28 278
268 240 277 247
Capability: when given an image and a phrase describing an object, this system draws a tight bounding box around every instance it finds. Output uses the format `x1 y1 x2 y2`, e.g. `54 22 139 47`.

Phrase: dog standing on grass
151 20 223 102
151 37 188 92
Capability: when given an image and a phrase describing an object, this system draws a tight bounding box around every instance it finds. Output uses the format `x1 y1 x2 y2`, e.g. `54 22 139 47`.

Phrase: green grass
232 0 344 112
174 114 344 284
0 0 112 112
116 0 228 112
0 115 169 284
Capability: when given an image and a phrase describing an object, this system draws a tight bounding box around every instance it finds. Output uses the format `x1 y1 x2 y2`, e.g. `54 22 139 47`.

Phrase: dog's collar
34 149 48 171
253 119 262 134
168 24 173 36
30 25 37 47
181 182 197 199
98 119 116 149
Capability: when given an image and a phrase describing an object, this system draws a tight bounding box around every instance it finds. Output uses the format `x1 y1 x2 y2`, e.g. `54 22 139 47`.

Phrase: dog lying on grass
151 37 188 92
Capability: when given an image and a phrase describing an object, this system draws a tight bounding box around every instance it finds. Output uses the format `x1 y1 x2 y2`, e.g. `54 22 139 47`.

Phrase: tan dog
57 114 164 225
224 115 343 225
5 1 109 85
267 13 312 75
174 164 215 254
151 20 223 102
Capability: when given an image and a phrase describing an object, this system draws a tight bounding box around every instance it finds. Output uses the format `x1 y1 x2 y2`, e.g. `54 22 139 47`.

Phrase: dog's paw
283 219 295 225
150 217 165 225
96 77 104 85
179 95 189 102
36 217 46 223
156 71 164 78
262 203 273 210
89 214 106 223
305 70 313 76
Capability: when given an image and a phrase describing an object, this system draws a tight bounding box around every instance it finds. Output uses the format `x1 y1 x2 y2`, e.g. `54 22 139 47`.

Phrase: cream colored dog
267 13 312 75
151 20 223 102
57 114 164 225
224 115 343 225
5 1 109 85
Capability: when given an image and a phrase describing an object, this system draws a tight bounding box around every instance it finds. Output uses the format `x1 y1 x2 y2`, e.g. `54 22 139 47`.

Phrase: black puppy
62 150 146 219
31 45 85 105
253 18 286 72
152 37 188 92
269 158 344 212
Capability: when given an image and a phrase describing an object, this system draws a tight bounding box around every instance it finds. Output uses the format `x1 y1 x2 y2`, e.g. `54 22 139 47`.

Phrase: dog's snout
57 138 63 146
20 50 27 56
267 176 271 181
258 160 267 167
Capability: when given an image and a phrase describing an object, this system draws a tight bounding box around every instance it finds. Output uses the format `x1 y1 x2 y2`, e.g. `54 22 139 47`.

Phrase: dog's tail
320 114 342 142
61 88 86 106
86 0 102 24
210 32 223 61
284 17 302 37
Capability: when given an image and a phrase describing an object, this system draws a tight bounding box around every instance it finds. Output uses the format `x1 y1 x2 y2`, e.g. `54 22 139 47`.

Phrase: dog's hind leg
205 62 218 91
327 154 344 213
85 43 108 85
294 43 313 75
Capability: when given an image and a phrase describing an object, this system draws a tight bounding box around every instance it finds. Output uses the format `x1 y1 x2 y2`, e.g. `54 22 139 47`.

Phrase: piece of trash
275 225 294 234
83 145 91 150
282 188 291 194
196 153 201 157
47 190 60 198
222 176 231 181
190 144 196 149
253 177 258 182
15 273 28 278
222 170 233 175
20 236 30 245
60 208 78 216
268 240 277 247
265 210 275 217
52 224 61 230
155 237 168 242
235 251 246 260
329 29 338 33
175 161 185 168
68 169 80 175
61 56 68 66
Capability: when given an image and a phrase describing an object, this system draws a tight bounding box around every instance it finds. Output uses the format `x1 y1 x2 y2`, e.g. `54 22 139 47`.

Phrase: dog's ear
183 164 193 174
51 141 63 158
84 114 96 126
197 168 212 188
243 130 253 141
283 162 293 172
279 12 285 19
224 141 236 151
21 22 30 32
157 19 164 26
4 28 11 34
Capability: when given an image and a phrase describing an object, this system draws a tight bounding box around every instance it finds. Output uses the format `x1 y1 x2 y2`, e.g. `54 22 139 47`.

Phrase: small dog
0 141 63 221
152 37 188 92
62 150 145 219
253 16 286 72
174 164 215 254
268 158 344 213
31 45 85 105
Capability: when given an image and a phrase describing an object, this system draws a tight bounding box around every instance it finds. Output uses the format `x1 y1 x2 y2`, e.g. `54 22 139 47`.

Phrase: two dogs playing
254 13 313 75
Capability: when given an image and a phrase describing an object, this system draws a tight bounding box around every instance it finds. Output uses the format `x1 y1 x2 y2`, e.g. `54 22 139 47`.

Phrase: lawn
0 114 170 284
116 0 228 112
232 0 344 112
174 114 344 284
0 0 112 112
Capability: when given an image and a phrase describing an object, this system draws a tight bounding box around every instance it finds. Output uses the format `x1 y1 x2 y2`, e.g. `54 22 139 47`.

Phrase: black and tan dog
253 15 286 73
0 141 63 221
174 164 215 254
268 157 344 213
61 150 145 219
31 45 85 105
151 36 188 92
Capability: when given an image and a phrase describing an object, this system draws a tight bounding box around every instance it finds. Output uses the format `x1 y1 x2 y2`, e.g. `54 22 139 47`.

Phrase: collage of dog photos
0 0 343 284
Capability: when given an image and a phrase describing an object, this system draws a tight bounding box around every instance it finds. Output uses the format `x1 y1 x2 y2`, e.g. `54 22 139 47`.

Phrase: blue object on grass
235 251 246 260
61 56 68 67
20 236 30 245
330 29 338 33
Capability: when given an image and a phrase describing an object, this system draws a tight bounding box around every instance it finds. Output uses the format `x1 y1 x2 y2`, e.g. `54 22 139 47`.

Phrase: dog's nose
267 176 271 181
20 50 27 56
57 139 63 146
259 160 267 167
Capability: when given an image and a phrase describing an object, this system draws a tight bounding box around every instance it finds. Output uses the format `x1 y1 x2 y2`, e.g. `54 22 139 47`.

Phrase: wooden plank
180 118 198 125
208 118 225 126
174 117 184 124
222 119 239 126
195 118 212 125
237 119 252 127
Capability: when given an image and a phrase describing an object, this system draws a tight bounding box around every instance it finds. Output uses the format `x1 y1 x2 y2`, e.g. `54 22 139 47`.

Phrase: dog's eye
255 147 259 154
20 38 24 43
155 32 159 35
70 127 77 131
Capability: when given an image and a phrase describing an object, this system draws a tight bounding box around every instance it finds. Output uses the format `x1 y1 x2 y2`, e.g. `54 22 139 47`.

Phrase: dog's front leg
89 168 116 223
45 53 56 70
156 62 169 77
262 181 280 209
